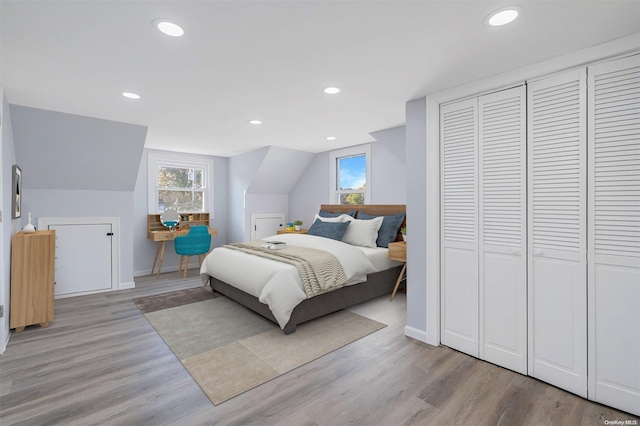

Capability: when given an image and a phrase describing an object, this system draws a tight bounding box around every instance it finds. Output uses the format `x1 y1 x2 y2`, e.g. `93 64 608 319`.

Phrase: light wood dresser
10 230 56 333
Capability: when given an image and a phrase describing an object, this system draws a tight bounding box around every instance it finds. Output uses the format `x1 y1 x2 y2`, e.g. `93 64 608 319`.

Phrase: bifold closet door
441 98 479 357
478 86 527 375
588 54 640 416
527 69 587 397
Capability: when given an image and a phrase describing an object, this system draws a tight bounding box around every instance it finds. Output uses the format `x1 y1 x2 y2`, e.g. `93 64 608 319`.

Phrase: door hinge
0 305 4 318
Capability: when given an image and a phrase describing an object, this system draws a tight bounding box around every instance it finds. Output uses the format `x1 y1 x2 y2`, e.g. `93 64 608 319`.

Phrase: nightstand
388 241 406 301
277 229 308 234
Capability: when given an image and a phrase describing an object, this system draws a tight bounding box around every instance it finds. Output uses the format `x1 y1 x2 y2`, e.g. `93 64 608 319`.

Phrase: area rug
134 287 386 405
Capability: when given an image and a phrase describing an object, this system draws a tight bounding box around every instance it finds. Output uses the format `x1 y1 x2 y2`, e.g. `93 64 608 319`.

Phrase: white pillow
314 213 348 223
341 216 383 248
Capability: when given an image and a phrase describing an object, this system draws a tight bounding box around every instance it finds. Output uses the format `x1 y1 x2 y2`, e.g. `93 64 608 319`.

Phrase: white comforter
200 234 377 329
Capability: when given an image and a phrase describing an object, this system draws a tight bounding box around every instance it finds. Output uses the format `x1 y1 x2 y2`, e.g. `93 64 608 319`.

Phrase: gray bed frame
202 204 407 334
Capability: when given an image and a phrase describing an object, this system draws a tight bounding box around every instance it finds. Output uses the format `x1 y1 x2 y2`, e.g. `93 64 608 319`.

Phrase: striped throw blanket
223 241 348 297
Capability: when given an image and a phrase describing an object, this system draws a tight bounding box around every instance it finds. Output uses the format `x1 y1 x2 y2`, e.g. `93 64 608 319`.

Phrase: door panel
442 245 478 356
441 98 479 357
479 86 527 374
588 54 640 415
528 68 587 397
51 223 112 296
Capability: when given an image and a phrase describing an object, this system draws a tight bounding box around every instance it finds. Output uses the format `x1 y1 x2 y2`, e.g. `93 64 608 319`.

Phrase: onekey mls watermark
603 420 638 425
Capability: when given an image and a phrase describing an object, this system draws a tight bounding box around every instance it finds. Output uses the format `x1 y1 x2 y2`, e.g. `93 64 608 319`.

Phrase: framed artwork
12 165 22 219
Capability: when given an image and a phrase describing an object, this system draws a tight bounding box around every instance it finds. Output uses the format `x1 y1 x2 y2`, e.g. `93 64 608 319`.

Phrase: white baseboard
119 281 135 290
134 264 199 277
1 329 10 355
404 325 428 343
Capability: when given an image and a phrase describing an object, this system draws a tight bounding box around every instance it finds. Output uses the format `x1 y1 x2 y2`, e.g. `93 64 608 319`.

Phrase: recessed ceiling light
326 136 336 141
323 87 341 95
485 6 522 27
152 19 184 37
122 92 141 99
249 120 262 125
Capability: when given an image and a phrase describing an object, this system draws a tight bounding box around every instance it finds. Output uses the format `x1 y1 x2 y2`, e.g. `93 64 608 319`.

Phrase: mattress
200 234 398 328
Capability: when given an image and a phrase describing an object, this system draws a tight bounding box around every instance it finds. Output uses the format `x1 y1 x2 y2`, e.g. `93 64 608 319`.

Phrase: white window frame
329 145 371 204
147 152 214 214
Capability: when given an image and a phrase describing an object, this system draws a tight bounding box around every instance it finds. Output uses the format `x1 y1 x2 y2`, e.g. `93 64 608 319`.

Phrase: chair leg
183 256 190 280
178 256 184 276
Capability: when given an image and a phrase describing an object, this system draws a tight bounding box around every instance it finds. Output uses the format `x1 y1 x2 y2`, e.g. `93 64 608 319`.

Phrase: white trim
329 144 371 204
37 216 122 293
147 151 214 215
424 34 640 349
404 325 428 343
118 281 135 290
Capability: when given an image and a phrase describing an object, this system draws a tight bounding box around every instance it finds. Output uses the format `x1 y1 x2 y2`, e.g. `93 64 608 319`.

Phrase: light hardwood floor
1 271 637 426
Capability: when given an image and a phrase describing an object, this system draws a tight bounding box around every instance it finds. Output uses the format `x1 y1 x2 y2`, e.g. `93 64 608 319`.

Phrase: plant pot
294 226 301 231
402 234 407 242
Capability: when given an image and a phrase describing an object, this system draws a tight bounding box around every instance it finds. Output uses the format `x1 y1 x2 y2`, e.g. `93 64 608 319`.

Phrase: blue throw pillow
318 209 356 218
307 219 350 240
357 212 405 248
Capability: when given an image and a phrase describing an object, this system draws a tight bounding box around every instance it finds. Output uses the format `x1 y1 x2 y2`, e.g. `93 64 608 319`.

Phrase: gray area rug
138 290 386 405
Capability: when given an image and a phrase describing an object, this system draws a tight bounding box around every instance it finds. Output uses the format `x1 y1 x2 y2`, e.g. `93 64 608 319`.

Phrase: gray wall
228 146 314 242
132 149 229 276
228 147 269 243
405 98 427 333
8 105 147 287
1 94 21 352
10 105 146 191
289 141 407 228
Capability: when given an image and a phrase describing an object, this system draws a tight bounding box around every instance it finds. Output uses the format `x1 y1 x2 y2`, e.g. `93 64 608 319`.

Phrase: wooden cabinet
10 230 56 333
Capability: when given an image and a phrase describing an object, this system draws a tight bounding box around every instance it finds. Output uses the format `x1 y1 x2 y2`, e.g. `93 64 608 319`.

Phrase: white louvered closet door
478 86 527 374
441 98 479 357
527 69 587 397
587 54 640 416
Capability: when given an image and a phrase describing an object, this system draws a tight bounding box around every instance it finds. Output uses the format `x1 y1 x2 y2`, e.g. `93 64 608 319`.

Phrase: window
330 145 371 205
148 152 214 213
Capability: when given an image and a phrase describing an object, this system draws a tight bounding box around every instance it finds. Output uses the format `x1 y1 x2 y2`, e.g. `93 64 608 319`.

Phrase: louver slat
530 80 584 252
442 104 477 244
480 93 524 247
593 65 640 257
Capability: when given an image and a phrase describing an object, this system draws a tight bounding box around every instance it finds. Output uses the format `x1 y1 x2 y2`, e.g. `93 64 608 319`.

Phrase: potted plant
401 226 407 242
293 220 303 231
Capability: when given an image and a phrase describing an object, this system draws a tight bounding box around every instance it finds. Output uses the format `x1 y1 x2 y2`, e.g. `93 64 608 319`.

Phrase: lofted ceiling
1 1 639 157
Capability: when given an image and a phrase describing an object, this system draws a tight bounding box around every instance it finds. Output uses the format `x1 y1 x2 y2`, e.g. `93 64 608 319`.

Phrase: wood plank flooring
1 271 637 425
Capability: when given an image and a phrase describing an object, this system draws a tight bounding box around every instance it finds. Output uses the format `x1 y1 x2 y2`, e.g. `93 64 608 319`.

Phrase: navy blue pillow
357 212 405 248
307 219 350 240
318 209 356 218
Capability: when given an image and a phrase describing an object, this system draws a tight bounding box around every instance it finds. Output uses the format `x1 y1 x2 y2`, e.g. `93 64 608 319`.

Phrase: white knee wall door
440 54 639 416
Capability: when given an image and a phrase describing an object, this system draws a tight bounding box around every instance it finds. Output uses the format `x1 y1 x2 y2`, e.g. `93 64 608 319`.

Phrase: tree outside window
157 166 204 212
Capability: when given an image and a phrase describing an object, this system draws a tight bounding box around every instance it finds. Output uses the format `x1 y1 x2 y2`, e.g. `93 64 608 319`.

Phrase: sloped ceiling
246 146 315 195
10 105 147 191
370 126 405 163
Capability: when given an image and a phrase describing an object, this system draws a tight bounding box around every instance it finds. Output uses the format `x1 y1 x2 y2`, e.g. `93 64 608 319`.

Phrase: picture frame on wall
12 164 22 219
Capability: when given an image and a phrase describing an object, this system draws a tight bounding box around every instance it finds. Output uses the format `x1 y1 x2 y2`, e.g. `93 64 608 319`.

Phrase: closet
440 54 639 416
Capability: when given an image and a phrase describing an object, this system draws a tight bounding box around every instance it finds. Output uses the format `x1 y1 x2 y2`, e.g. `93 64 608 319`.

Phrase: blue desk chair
174 226 211 280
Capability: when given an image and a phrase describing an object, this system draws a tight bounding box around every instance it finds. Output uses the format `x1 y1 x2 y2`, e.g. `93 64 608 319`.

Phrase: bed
200 204 406 334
